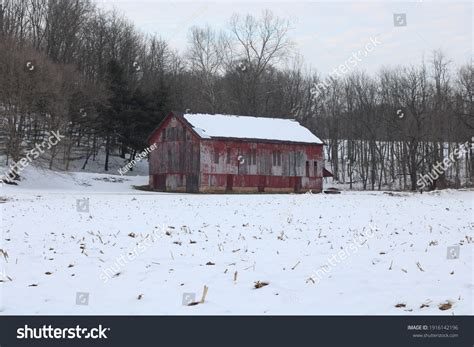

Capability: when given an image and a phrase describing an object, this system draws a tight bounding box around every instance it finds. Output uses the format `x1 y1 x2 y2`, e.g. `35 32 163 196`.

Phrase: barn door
226 174 233 191
294 177 302 193
258 176 266 192
155 174 166 191
186 174 199 193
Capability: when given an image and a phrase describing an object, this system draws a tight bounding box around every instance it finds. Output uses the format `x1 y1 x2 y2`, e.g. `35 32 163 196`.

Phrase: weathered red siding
148 112 325 193
148 114 201 192
198 139 323 193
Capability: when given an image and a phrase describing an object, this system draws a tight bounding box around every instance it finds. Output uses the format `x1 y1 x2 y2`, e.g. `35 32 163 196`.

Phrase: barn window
314 161 318 176
214 150 219 164
226 148 231 164
305 161 310 177
251 149 257 165
272 151 281 166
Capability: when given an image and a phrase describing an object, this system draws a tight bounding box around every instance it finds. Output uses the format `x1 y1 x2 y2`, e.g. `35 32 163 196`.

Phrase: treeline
312 60 473 190
0 0 472 190
0 0 181 171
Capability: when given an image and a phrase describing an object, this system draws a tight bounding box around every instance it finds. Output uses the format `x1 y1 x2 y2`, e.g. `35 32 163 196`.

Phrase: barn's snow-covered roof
183 113 322 144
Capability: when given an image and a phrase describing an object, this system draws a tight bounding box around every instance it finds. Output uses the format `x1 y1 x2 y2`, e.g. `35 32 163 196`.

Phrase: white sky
97 0 472 77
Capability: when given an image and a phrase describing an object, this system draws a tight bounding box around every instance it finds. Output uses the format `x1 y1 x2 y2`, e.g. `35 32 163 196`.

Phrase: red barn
147 111 331 193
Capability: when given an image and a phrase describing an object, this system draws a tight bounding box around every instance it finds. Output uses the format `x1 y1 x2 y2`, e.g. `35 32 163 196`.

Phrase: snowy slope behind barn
183 113 323 143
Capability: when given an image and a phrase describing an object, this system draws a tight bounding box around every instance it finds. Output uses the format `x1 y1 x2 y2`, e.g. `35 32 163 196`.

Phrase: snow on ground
0 155 148 192
0 166 472 315
63 153 149 176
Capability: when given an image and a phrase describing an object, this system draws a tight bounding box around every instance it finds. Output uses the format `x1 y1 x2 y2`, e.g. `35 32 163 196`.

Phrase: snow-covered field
0 166 472 315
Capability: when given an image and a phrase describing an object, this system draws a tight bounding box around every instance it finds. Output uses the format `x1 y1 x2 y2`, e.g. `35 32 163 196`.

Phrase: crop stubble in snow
0 188 472 315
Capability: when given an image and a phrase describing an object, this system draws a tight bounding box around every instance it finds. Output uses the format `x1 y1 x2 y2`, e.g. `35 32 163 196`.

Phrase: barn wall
199 139 324 193
148 115 201 192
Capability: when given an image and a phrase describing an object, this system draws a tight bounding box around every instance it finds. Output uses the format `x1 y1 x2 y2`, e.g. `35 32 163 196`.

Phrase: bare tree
228 10 294 114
